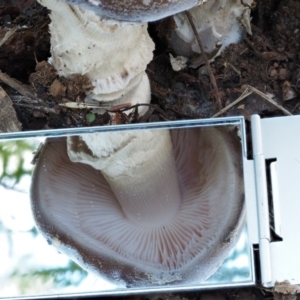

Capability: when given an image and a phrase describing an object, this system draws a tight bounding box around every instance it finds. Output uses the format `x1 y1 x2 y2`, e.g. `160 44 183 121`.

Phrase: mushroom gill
49 0 203 22
30 127 244 284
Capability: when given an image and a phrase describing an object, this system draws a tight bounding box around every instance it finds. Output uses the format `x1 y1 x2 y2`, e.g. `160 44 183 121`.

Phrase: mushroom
37 0 204 115
38 0 155 115
38 0 254 113
31 127 244 284
171 0 253 61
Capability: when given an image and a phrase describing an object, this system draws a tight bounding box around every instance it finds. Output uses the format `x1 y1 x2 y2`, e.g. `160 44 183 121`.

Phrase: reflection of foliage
28 226 39 237
0 140 35 187
207 229 251 284
0 139 89 293
37 261 88 287
11 261 88 293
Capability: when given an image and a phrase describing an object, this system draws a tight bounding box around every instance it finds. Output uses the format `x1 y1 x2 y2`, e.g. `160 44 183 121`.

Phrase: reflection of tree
0 140 88 294
11 261 88 293
207 229 251 284
0 140 33 188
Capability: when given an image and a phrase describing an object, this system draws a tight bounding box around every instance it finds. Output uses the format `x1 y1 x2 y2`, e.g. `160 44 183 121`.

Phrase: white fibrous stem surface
38 0 154 113
67 130 181 226
172 0 253 59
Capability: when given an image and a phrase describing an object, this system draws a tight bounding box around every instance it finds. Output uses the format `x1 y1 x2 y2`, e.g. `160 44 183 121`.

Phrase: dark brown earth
0 0 300 299
1 0 299 131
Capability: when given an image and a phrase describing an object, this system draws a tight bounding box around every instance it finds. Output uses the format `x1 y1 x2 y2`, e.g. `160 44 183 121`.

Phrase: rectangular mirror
0 118 255 299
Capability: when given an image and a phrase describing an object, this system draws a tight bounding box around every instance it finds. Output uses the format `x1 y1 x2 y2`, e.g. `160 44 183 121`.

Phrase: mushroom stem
38 0 154 114
67 130 181 227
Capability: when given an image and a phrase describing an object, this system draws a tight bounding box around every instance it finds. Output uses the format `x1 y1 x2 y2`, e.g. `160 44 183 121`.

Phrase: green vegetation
11 261 88 294
0 140 34 186
86 112 96 123
0 139 88 293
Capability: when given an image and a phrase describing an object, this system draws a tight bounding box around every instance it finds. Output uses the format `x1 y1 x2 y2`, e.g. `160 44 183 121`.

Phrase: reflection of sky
0 138 253 299
206 227 252 284
0 140 116 298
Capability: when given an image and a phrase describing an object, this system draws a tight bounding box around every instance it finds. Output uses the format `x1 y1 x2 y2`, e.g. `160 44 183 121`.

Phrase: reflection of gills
30 128 244 285
68 130 181 227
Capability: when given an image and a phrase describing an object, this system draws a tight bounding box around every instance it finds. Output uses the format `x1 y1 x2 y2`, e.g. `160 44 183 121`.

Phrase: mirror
0 122 254 299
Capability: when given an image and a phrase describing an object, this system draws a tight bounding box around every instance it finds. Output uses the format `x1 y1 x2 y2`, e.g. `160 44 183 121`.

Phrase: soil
0 0 300 299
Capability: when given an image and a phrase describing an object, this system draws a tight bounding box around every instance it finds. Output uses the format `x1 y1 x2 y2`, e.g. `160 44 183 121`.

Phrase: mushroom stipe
30 127 245 285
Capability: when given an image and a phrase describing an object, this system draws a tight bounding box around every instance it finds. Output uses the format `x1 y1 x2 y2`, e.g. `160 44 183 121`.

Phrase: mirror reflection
0 126 253 299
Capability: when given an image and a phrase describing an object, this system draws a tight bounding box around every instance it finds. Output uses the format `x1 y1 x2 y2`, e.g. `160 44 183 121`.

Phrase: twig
109 103 132 112
244 38 261 59
59 102 99 109
10 95 39 104
0 27 17 48
226 62 242 80
0 70 45 105
139 107 156 122
212 85 293 117
15 103 59 115
185 11 222 111
69 111 81 125
0 86 22 132
107 103 170 120
247 86 292 116
211 89 253 118
240 0 253 9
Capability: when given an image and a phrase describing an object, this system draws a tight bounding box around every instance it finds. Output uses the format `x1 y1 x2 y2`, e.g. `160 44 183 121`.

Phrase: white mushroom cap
30 127 244 284
52 0 204 22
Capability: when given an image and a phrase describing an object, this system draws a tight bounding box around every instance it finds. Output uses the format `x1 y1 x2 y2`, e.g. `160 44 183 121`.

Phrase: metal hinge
247 114 300 288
